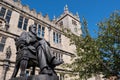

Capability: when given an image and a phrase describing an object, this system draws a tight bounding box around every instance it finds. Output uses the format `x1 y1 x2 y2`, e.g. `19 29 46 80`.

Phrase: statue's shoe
51 58 64 67
40 68 52 75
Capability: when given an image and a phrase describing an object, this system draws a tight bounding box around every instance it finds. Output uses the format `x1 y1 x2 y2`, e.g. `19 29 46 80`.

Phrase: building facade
0 0 82 80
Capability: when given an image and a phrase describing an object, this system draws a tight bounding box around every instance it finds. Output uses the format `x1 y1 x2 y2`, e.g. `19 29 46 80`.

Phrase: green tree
63 11 120 80
97 11 120 78
63 17 102 80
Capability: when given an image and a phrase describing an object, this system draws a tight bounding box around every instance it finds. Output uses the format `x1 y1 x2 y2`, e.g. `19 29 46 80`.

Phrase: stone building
0 0 82 80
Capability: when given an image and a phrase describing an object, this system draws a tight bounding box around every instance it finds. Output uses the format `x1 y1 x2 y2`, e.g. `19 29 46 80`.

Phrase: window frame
59 21 63 26
0 7 12 23
18 15 28 30
34 22 45 38
0 36 7 52
72 19 77 26
53 31 61 44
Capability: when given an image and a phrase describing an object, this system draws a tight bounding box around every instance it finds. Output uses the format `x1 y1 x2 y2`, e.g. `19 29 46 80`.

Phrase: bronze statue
11 24 63 78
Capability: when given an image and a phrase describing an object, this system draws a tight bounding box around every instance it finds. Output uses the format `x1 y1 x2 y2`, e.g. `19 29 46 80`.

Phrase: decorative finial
64 5 69 13
44 14 50 21
53 15 56 21
38 12 42 16
64 5 68 11
76 12 79 18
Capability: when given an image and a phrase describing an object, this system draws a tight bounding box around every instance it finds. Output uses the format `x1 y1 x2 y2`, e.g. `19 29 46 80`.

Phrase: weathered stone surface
10 74 59 80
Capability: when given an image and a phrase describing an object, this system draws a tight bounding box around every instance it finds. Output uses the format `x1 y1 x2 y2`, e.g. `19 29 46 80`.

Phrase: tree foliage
63 11 120 80
97 11 120 78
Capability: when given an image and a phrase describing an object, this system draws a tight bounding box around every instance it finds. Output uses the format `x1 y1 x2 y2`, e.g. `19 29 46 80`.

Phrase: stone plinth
10 74 59 80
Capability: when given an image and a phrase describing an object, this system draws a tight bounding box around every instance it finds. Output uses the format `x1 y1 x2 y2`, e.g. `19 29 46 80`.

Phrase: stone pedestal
10 74 59 80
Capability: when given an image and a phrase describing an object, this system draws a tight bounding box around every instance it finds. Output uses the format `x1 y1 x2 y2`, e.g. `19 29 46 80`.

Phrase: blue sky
21 0 120 37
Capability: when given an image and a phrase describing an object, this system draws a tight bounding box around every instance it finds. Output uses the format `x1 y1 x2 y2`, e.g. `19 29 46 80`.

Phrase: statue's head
29 24 37 35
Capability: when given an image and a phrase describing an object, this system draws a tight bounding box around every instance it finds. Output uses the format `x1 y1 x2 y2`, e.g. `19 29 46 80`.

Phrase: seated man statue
11 24 63 78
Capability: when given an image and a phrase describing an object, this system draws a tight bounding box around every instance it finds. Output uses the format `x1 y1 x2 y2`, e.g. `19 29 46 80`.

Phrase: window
59 34 61 43
38 24 41 37
23 18 28 30
41 27 45 37
56 33 58 43
5 10 12 23
0 36 7 52
34 22 45 38
0 7 6 17
59 21 63 26
72 20 77 25
38 24 45 37
18 16 28 30
53 32 55 42
53 31 61 43
18 16 23 28
0 7 12 23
